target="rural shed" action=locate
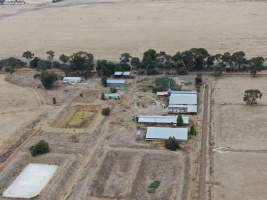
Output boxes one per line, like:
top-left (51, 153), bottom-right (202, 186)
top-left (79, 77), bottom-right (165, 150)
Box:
top-left (168, 91), bottom-right (197, 114)
top-left (114, 71), bottom-right (131, 77)
top-left (63, 77), bottom-right (81, 85)
top-left (138, 115), bottom-right (189, 125)
top-left (156, 91), bottom-right (169, 96)
top-left (106, 79), bottom-right (126, 87)
top-left (104, 93), bottom-right (120, 100)
top-left (145, 127), bottom-right (188, 141)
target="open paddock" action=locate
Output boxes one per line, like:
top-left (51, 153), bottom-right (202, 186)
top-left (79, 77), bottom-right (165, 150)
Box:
top-left (213, 152), bottom-right (267, 200)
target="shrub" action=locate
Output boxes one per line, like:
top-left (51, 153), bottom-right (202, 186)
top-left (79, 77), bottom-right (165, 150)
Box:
top-left (152, 77), bottom-right (181, 93)
top-left (165, 137), bottom-right (180, 151)
top-left (147, 180), bottom-right (161, 193)
top-left (189, 125), bottom-right (197, 136)
top-left (195, 73), bottom-right (203, 86)
top-left (52, 97), bottom-right (57, 105)
top-left (102, 107), bottom-right (111, 116)
top-left (101, 93), bottom-right (105, 100)
top-left (29, 140), bottom-right (49, 157)
top-left (101, 76), bottom-right (107, 87)
top-left (40, 71), bottom-right (58, 89)
top-left (110, 87), bottom-right (117, 93)
top-left (177, 114), bottom-right (183, 126)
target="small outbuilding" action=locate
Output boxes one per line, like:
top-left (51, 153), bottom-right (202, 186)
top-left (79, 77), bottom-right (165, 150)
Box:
top-left (113, 71), bottom-right (131, 78)
top-left (104, 93), bottom-right (120, 100)
top-left (106, 79), bottom-right (126, 87)
top-left (63, 77), bottom-right (81, 85)
top-left (145, 127), bottom-right (188, 141)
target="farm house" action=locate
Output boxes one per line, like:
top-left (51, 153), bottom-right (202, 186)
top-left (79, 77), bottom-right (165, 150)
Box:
top-left (168, 91), bottom-right (197, 114)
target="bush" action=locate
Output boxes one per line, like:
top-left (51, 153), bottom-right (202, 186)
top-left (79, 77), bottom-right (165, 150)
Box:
top-left (177, 114), bottom-right (183, 126)
top-left (165, 137), bottom-right (180, 151)
top-left (52, 97), bottom-right (57, 105)
top-left (29, 140), bottom-right (49, 157)
top-left (147, 180), bottom-right (161, 193)
top-left (195, 73), bottom-right (203, 86)
top-left (40, 71), bottom-right (58, 89)
top-left (102, 107), bottom-right (111, 116)
top-left (189, 125), bottom-right (197, 136)
top-left (110, 87), bottom-right (117, 93)
top-left (101, 76), bottom-right (107, 87)
top-left (101, 93), bottom-right (105, 100)
top-left (152, 77), bottom-right (181, 93)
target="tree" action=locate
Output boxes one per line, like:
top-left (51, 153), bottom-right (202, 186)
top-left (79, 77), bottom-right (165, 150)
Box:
top-left (165, 137), bottom-right (181, 151)
top-left (0, 57), bottom-right (26, 68)
top-left (195, 73), bottom-right (203, 86)
top-left (243, 89), bottom-right (262, 105)
top-left (131, 57), bottom-right (141, 69)
top-left (59, 54), bottom-right (69, 64)
top-left (110, 87), bottom-right (117, 93)
top-left (120, 53), bottom-right (131, 64)
top-left (248, 57), bottom-right (265, 77)
top-left (189, 125), bottom-right (197, 136)
top-left (52, 97), bottom-right (57, 105)
top-left (141, 49), bottom-right (157, 74)
top-left (101, 76), bottom-right (107, 87)
top-left (177, 114), bottom-right (183, 126)
top-left (40, 71), bottom-right (58, 89)
top-left (102, 107), bottom-right (111, 116)
top-left (232, 51), bottom-right (246, 70)
top-left (46, 50), bottom-right (55, 62)
top-left (22, 51), bottom-right (34, 66)
top-left (29, 140), bottom-right (49, 157)
top-left (69, 51), bottom-right (94, 77)
top-left (152, 77), bottom-right (180, 93)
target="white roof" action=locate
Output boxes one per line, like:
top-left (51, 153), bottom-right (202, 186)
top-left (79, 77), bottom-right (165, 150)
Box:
top-left (104, 93), bottom-right (120, 98)
top-left (107, 79), bottom-right (126, 84)
top-left (156, 91), bottom-right (169, 96)
top-left (168, 105), bottom-right (197, 113)
top-left (169, 93), bottom-right (197, 105)
top-left (146, 127), bottom-right (188, 141)
top-left (3, 163), bottom-right (58, 199)
top-left (138, 115), bottom-right (189, 124)
top-left (170, 90), bottom-right (197, 94)
top-left (63, 77), bottom-right (81, 81)
top-left (114, 71), bottom-right (130, 76)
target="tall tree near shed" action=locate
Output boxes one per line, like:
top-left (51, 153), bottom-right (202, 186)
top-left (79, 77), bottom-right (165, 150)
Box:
top-left (243, 89), bottom-right (262, 105)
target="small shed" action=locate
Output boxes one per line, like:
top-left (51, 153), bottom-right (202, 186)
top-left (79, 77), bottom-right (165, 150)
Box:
top-left (114, 71), bottom-right (131, 78)
top-left (104, 93), bottom-right (120, 100)
top-left (145, 127), bottom-right (188, 141)
top-left (63, 77), bottom-right (81, 85)
top-left (106, 79), bottom-right (126, 87)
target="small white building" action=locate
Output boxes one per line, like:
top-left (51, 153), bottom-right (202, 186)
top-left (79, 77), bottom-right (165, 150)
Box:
top-left (104, 93), bottom-right (120, 100)
top-left (168, 91), bottom-right (197, 114)
top-left (156, 91), bottom-right (169, 97)
top-left (106, 79), bottom-right (126, 87)
top-left (63, 77), bottom-right (81, 85)
top-left (145, 127), bottom-right (188, 141)
top-left (138, 115), bottom-right (189, 125)
top-left (114, 71), bottom-right (131, 77)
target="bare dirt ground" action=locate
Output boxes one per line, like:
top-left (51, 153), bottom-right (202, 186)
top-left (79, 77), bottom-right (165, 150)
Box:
top-left (210, 76), bottom-right (267, 200)
top-left (0, 0), bottom-right (267, 59)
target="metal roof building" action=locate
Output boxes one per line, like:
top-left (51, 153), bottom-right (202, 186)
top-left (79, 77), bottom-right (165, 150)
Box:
top-left (63, 77), bottom-right (81, 85)
top-left (156, 91), bottom-right (169, 96)
top-left (138, 115), bottom-right (189, 125)
top-left (104, 93), bottom-right (120, 100)
top-left (145, 127), bottom-right (188, 141)
top-left (106, 79), bottom-right (126, 86)
top-left (114, 71), bottom-right (131, 76)
top-left (168, 91), bottom-right (197, 114)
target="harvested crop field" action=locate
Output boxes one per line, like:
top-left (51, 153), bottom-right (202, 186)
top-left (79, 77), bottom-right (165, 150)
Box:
top-left (54, 105), bottom-right (100, 128)
top-left (1, 0), bottom-right (267, 59)
top-left (211, 76), bottom-right (267, 200)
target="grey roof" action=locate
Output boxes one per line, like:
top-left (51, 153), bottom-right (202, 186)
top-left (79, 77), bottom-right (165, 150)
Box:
top-left (146, 127), bottom-right (188, 141)
top-left (168, 105), bottom-right (197, 113)
top-left (107, 79), bottom-right (126, 84)
top-left (138, 115), bottom-right (189, 124)
top-left (169, 92), bottom-right (197, 105)
top-left (170, 90), bottom-right (197, 94)
top-left (104, 93), bottom-right (120, 98)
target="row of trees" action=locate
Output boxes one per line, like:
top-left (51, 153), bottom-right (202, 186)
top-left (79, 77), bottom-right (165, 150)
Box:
top-left (0, 48), bottom-right (265, 78)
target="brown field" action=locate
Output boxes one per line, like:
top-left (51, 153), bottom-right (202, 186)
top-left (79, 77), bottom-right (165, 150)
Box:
top-left (0, 0), bottom-right (267, 59)
top-left (211, 76), bottom-right (267, 200)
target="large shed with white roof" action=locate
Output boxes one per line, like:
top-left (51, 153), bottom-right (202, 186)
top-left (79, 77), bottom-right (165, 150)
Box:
top-left (106, 79), bottom-right (126, 87)
top-left (145, 127), bottom-right (188, 141)
top-left (168, 91), bottom-right (197, 114)
top-left (138, 115), bottom-right (189, 125)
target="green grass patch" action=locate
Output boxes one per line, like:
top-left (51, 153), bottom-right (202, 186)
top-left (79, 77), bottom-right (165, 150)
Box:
top-left (68, 111), bottom-right (93, 127)
top-left (147, 180), bottom-right (161, 193)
